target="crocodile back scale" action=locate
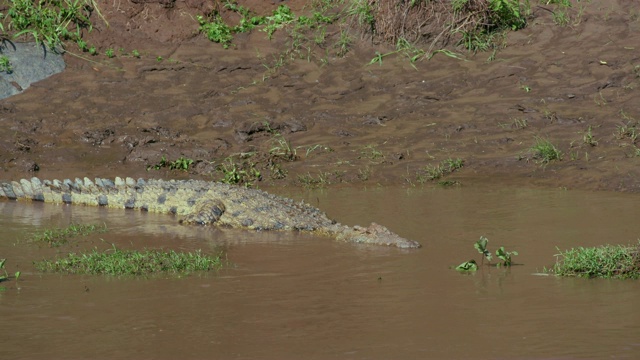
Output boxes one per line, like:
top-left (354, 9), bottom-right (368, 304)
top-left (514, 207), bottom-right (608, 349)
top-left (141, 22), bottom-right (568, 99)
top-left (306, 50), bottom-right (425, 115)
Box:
top-left (0, 177), bottom-right (421, 249)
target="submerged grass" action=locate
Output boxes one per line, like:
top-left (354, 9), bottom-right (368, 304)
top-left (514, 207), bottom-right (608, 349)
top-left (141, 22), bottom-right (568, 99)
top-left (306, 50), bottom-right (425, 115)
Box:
top-left (34, 246), bottom-right (223, 276)
top-left (31, 223), bottom-right (107, 247)
top-left (549, 243), bottom-right (640, 279)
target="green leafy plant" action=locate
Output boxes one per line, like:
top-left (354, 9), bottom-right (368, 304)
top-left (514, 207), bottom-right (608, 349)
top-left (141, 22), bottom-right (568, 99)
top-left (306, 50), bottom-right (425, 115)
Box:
top-left (455, 236), bottom-right (519, 272)
top-left (105, 48), bottom-right (114, 58)
top-left (148, 155), bottom-right (169, 170)
top-left (224, 0), bottom-right (265, 33)
top-left (496, 246), bottom-right (518, 266)
top-left (216, 156), bottom-right (261, 187)
top-left (169, 157), bottom-right (194, 171)
top-left (263, 4), bottom-right (295, 38)
top-left (197, 2), bottom-right (269, 47)
top-left (455, 259), bottom-right (478, 272)
top-left (474, 236), bottom-right (493, 263)
top-left (197, 14), bottom-right (234, 48)
top-left (147, 156), bottom-right (194, 172)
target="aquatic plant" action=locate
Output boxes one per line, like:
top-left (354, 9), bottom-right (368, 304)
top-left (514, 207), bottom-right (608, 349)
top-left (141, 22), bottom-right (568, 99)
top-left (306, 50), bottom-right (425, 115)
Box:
top-left (474, 236), bottom-right (492, 264)
top-left (0, 259), bottom-right (20, 290)
top-left (455, 236), bottom-right (518, 272)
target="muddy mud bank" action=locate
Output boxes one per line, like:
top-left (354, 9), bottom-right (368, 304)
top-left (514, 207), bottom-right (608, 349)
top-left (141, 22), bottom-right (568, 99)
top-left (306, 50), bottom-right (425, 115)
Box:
top-left (1, 0), bottom-right (639, 192)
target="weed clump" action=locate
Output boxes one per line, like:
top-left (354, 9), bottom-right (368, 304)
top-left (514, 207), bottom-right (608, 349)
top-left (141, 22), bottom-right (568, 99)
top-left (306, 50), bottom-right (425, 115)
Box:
top-left (4, 0), bottom-right (107, 49)
top-left (415, 158), bottom-right (464, 183)
top-left (548, 243), bottom-right (640, 279)
top-left (35, 246), bottom-right (223, 276)
top-left (354, 0), bottom-right (528, 53)
top-left (531, 137), bottom-right (562, 164)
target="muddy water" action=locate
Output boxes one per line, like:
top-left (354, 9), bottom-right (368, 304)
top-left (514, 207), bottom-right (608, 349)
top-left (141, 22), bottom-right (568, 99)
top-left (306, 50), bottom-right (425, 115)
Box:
top-left (2, 186), bottom-right (640, 359)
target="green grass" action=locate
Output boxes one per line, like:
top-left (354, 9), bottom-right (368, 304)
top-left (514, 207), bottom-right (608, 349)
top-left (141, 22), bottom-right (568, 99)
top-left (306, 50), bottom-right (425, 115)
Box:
top-left (34, 246), bottom-right (223, 276)
top-left (269, 134), bottom-right (298, 162)
top-left (549, 243), bottom-right (640, 279)
top-left (0, 56), bottom-right (13, 73)
top-left (31, 223), bottom-right (107, 247)
top-left (583, 125), bottom-right (598, 146)
top-left (298, 171), bottom-right (331, 188)
top-left (416, 158), bottom-right (464, 183)
top-left (531, 137), bottom-right (562, 164)
top-left (5, 0), bottom-right (107, 49)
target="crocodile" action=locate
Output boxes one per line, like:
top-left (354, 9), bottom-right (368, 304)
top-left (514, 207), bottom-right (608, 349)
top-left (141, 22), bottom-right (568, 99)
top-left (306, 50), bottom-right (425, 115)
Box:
top-left (0, 177), bottom-right (421, 249)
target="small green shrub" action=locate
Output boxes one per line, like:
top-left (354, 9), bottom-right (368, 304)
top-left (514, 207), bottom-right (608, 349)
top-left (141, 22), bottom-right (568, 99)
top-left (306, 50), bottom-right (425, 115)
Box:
top-left (197, 15), bottom-right (234, 48)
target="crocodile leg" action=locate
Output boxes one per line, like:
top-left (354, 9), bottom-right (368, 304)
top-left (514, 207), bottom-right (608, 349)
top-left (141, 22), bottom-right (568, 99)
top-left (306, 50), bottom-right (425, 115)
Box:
top-left (179, 199), bottom-right (226, 225)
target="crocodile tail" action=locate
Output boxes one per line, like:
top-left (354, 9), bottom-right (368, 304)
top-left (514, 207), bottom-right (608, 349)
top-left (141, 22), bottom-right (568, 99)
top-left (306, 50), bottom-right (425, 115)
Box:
top-left (0, 178), bottom-right (43, 201)
top-left (0, 177), bottom-right (144, 206)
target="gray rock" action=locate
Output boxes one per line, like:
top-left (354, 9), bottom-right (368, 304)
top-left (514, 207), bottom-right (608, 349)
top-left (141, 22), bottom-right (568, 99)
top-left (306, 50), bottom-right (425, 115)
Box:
top-left (0, 40), bottom-right (66, 100)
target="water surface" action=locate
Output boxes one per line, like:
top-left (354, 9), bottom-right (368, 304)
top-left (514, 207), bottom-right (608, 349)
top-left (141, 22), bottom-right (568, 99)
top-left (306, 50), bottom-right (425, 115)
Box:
top-left (1, 186), bottom-right (639, 359)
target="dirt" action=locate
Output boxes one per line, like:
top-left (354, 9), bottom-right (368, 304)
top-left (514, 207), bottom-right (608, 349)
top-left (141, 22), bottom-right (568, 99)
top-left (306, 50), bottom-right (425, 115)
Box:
top-left (1, 0), bottom-right (640, 192)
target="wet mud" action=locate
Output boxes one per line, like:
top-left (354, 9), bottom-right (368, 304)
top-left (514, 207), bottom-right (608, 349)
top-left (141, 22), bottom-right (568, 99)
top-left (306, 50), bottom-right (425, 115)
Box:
top-left (0, 0), bottom-right (639, 191)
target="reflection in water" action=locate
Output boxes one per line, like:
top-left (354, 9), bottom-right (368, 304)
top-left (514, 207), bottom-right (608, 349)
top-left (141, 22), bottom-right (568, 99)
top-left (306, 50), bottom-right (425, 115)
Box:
top-left (1, 186), bottom-right (640, 359)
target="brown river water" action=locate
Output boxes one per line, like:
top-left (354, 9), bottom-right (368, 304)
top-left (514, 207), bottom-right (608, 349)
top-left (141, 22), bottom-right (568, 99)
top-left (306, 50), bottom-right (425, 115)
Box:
top-left (1, 186), bottom-right (640, 359)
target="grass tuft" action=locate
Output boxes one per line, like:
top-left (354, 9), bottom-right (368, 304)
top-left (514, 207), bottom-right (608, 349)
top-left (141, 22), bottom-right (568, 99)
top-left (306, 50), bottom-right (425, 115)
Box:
top-left (531, 137), bottom-right (562, 164)
top-left (415, 158), bottom-right (464, 183)
top-left (31, 223), bottom-right (107, 247)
